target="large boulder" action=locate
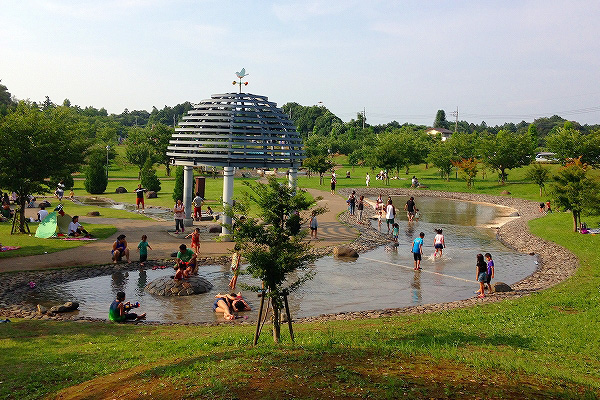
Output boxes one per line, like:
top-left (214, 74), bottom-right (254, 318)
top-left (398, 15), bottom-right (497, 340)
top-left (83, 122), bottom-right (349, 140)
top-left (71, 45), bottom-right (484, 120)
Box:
top-left (115, 187), bottom-right (128, 194)
top-left (87, 211), bottom-right (101, 216)
top-left (49, 301), bottom-right (79, 313)
top-left (493, 282), bottom-right (512, 293)
top-left (208, 224), bottom-right (222, 234)
top-left (145, 275), bottom-right (213, 296)
top-left (146, 191), bottom-right (157, 199)
top-left (333, 246), bottom-right (359, 258)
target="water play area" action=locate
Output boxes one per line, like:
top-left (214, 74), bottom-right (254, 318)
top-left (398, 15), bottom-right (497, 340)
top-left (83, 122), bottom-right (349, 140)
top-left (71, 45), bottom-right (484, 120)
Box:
top-left (23, 197), bottom-right (537, 323)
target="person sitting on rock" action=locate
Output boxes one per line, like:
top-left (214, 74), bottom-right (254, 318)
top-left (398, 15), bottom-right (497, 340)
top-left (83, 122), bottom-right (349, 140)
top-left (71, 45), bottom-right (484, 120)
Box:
top-left (213, 292), bottom-right (251, 320)
top-left (112, 234), bottom-right (130, 263)
top-left (176, 244), bottom-right (197, 274)
top-left (109, 291), bottom-right (145, 322)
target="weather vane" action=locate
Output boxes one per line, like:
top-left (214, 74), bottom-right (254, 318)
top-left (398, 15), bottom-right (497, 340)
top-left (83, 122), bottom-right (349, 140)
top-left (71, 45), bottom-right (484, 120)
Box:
top-left (232, 68), bottom-right (249, 93)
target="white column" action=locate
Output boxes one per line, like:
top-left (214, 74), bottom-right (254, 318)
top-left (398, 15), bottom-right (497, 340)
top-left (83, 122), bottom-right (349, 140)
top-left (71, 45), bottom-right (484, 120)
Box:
top-left (221, 166), bottom-right (235, 237)
top-left (183, 166), bottom-right (194, 227)
top-left (288, 167), bottom-right (298, 191)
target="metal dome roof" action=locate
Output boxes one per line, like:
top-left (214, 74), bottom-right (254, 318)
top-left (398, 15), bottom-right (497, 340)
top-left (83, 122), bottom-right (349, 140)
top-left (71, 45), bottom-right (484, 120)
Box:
top-left (167, 92), bottom-right (304, 168)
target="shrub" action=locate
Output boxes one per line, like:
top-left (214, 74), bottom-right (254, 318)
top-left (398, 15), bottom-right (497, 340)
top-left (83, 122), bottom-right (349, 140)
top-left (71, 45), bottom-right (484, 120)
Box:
top-left (140, 159), bottom-right (161, 192)
top-left (172, 165), bottom-right (184, 202)
top-left (84, 158), bottom-right (108, 194)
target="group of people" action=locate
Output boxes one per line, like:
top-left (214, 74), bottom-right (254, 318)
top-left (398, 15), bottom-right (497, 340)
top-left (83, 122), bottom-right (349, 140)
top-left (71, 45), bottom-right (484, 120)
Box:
top-left (538, 201), bottom-right (552, 214)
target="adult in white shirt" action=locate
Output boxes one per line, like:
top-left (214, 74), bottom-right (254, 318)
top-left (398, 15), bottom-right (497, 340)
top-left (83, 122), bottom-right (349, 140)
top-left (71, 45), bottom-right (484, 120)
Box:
top-left (68, 215), bottom-right (89, 237)
top-left (385, 200), bottom-right (395, 233)
top-left (37, 205), bottom-right (49, 222)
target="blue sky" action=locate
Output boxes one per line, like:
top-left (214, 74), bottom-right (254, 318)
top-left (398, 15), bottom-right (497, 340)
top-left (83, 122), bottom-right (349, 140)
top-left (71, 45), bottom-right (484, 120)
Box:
top-left (1, 1), bottom-right (599, 125)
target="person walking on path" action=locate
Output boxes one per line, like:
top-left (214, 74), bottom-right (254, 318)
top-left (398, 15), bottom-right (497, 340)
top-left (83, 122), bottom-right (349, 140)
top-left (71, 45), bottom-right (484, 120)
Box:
top-left (185, 227), bottom-right (201, 255)
top-left (135, 184), bottom-right (146, 211)
top-left (412, 232), bottom-right (424, 270)
top-left (386, 199), bottom-right (396, 233)
top-left (357, 195), bottom-right (365, 223)
top-left (310, 211), bottom-right (318, 239)
top-left (192, 192), bottom-right (204, 221)
top-left (174, 199), bottom-right (185, 234)
top-left (347, 191), bottom-right (356, 216)
top-left (330, 174), bottom-right (337, 195)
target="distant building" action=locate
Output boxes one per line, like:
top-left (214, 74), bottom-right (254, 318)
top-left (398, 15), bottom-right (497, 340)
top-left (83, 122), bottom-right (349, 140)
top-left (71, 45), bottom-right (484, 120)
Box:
top-left (426, 127), bottom-right (454, 141)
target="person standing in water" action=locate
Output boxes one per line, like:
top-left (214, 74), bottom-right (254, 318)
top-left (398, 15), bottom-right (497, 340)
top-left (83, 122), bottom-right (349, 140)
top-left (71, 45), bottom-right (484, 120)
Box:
top-left (475, 253), bottom-right (487, 298)
top-left (412, 232), bottom-right (424, 270)
top-left (433, 229), bottom-right (445, 258)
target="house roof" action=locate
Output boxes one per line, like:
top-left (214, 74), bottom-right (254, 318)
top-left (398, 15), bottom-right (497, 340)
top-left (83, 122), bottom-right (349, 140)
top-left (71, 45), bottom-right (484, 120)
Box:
top-left (426, 127), bottom-right (454, 134)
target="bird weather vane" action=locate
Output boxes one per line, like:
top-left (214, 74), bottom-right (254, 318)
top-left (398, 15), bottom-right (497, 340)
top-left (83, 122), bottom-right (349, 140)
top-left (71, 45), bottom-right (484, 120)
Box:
top-left (233, 68), bottom-right (249, 93)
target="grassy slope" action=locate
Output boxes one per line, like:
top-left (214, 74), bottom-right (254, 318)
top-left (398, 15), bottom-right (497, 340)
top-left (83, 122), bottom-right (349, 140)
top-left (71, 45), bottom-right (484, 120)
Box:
top-left (0, 213), bottom-right (599, 399)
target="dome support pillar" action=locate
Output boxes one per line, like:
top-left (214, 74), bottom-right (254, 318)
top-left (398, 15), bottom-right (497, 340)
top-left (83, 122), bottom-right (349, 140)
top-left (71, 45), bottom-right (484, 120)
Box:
top-left (183, 166), bottom-right (194, 226)
top-left (288, 167), bottom-right (297, 191)
top-left (221, 166), bottom-right (235, 238)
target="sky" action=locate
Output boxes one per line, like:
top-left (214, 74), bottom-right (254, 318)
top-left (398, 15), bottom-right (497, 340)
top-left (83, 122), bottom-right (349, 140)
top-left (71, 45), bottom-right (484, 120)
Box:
top-left (1, 0), bottom-right (600, 126)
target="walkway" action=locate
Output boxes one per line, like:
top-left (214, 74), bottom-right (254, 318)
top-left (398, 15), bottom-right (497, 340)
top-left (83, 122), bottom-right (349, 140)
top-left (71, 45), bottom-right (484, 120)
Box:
top-left (0, 188), bottom-right (358, 273)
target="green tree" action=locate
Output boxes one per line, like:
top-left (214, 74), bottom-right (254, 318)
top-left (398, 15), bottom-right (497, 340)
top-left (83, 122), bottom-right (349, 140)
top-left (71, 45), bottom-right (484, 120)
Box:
top-left (452, 158), bottom-right (479, 188)
top-left (147, 123), bottom-right (175, 176)
top-left (227, 177), bottom-right (324, 343)
top-left (0, 80), bottom-right (15, 116)
top-left (172, 166), bottom-right (184, 202)
top-left (551, 159), bottom-right (600, 232)
top-left (546, 126), bottom-right (600, 166)
top-left (433, 109), bottom-right (449, 130)
top-left (478, 130), bottom-right (536, 183)
top-left (427, 141), bottom-right (454, 180)
top-left (302, 155), bottom-right (335, 184)
top-left (526, 163), bottom-right (551, 197)
top-left (0, 102), bottom-right (87, 231)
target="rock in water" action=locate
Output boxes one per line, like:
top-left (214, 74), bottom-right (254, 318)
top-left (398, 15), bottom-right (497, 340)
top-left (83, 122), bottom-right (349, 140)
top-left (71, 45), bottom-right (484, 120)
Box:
top-left (145, 276), bottom-right (213, 296)
top-left (333, 246), bottom-right (359, 258)
top-left (493, 282), bottom-right (512, 292)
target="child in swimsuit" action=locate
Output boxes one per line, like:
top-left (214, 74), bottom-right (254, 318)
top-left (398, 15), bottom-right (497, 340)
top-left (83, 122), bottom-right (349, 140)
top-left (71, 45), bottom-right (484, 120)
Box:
top-left (185, 228), bottom-right (201, 255)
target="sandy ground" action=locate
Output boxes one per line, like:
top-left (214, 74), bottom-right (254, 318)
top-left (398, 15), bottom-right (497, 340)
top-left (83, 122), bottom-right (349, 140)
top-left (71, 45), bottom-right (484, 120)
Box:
top-left (0, 188), bottom-right (358, 273)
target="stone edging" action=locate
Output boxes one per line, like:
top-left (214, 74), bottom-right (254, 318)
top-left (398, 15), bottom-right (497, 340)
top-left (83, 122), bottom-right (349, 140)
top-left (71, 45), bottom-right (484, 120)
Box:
top-left (0, 189), bottom-right (579, 324)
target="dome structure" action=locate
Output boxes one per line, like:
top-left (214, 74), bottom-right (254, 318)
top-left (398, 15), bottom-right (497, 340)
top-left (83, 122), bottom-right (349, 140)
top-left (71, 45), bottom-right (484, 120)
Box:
top-left (167, 92), bottom-right (304, 168)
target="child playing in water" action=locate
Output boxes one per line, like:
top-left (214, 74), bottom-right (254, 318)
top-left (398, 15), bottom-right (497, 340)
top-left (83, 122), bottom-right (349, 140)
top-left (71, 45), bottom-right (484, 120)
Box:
top-left (392, 223), bottom-right (399, 244)
top-left (137, 235), bottom-right (152, 267)
top-left (485, 253), bottom-right (495, 293)
top-left (433, 229), bottom-right (445, 258)
top-left (185, 228), bottom-right (201, 255)
top-left (412, 232), bottom-right (425, 270)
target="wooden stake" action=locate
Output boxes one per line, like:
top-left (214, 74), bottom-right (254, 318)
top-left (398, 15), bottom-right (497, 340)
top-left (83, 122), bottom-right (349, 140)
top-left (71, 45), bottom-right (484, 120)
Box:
top-left (283, 290), bottom-right (294, 343)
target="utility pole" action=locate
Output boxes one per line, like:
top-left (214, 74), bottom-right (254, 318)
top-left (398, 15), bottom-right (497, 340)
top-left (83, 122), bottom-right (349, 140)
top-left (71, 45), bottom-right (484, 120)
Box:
top-left (450, 107), bottom-right (459, 133)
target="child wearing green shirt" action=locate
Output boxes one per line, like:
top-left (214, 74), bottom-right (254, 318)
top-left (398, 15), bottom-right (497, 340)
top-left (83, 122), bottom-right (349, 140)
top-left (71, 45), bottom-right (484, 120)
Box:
top-left (137, 235), bottom-right (152, 266)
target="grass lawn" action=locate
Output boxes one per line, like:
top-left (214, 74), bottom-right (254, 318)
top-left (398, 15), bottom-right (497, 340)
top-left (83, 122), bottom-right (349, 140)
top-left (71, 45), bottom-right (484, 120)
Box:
top-left (1, 212), bottom-right (599, 399)
top-left (0, 222), bottom-right (117, 258)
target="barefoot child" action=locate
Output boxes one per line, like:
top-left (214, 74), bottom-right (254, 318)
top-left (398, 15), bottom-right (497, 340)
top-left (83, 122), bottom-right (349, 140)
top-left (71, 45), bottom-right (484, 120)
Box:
top-left (433, 229), bottom-right (445, 258)
top-left (185, 228), bottom-right (201, 255)
top-left (137, 235), bottom-right (152, 267)
top-left (475, 253), bottom-right (487, 298)
top-left (392, 223), bottom-right (399, 245)
top-left (485, 253), bottom-right (495, 293)
top-left (412, 232), bottom-right (425, 270)
top-left (228, 245), bottom-right (242, 290)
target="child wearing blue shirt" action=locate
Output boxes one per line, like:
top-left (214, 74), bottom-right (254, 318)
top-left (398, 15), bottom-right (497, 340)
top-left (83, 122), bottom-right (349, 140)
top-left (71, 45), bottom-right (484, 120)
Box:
top-left (412, 232), bottom-right (425, 270)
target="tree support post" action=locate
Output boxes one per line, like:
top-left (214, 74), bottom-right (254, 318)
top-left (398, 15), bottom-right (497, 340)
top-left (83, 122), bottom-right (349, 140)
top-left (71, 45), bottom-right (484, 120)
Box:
top-left (11, 208), bottom-right (30, 235)
top-left (183, 166), bottom-right (194, 227)
top-left (253, 289), bottom-right (266, 346)
top-left (283, 289), bottom-right (294, 343)
top-left (221, 166), bottom-right (235, 238)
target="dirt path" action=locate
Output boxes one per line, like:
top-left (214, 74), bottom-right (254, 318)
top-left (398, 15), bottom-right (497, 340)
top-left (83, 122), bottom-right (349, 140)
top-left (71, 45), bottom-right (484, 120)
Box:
top-left (0, 188), bottom-right (358, 273)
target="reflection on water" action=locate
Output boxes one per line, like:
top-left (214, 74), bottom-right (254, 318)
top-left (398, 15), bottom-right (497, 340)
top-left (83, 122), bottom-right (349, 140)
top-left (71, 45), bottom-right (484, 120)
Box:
top-left (76, 197), bottom-right (173, 220)
top-left (25, 197), bottom-right (536, 323)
